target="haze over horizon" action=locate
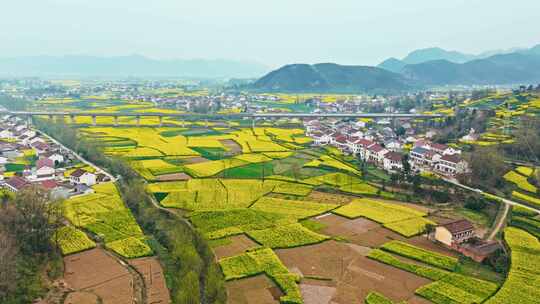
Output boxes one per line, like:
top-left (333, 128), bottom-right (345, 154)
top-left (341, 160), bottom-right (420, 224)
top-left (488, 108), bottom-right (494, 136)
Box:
top-left (2, 0), bottom-right (540, 68)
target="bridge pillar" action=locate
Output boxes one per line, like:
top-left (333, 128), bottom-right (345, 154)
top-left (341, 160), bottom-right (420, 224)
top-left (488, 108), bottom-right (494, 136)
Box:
top-left (113, 116), bottom-right (119, 127)
top-left (252, 118), bottom-right (255, 129)
top-left (92, 115), bottom-right (97, 126)
top-left (48, 114), bottom-right (53, 121)
top-left (158, 116), bottom-right (163, 127)
top-left (26, 115), bottom-right (32, 127)
top-left (70, 115), bottom-right (76, 124)
top-left (135, 115), bottom-right (141, 127)
top-left (205, 119), bottom-right (208, 128)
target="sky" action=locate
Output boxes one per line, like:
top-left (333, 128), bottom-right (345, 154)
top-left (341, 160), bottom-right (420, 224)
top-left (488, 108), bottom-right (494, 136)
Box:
top-left (1, 0), bottom-right (539, 68)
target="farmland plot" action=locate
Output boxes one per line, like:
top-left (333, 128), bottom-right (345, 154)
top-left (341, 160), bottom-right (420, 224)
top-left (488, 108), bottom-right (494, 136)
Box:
top-left (63, 182), bottom-right (152, 258)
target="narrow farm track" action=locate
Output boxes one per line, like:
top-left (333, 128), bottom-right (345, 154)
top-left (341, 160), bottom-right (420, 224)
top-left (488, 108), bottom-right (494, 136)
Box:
top-left (442, 177), bottom-right (540, 214)
top-left (488, 202), bottom-right (510, 241)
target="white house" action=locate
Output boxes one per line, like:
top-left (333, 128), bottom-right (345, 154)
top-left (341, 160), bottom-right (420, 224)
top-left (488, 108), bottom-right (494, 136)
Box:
top-left (435, 154), bottom-right (469, 176)
top-left (70, 169), bottom-right (96, 186)
top-left (383, 152), bottom-right (403, 172)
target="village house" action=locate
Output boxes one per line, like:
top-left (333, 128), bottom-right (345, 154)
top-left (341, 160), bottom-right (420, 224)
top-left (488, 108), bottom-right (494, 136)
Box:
top-left (69, 168), bottom-right (96, 186)
top-left (42, 151), bottom-right (65, 165)
top-left (367, 144), bottom-right (389, 164)
top-left (383, 151), bottom-right (403, 172)
top-left (4, 176), bottom-right (31, 192)
top-left (434, 154), bottom-right (469, 176)
top-left (434, 219), bottom-right (475, 247)
top-left (32, 158), bottom-right (56, 181)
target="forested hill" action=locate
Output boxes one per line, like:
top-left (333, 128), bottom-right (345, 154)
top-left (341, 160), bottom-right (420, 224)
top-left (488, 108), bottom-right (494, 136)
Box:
top-left (401, 52), bottom-right (540, 85)
top-left (254, 51), bottom-right (540, 93)
top-left (252, 63), bottom-right (412, 93)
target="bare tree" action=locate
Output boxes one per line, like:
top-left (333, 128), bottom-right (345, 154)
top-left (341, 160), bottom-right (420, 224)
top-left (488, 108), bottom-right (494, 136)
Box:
top-left (9, 186), bottom-right (63, 255)
top-left (0, 231), bottom-right (17, 300)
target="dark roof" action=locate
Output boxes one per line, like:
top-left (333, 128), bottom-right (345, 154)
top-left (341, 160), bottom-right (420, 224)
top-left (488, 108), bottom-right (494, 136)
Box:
top-left (6, 176), bottom-right (30, 191)
top-left (441, 219), bottom-right (474, 234)
top-left (431, 143), bottom-right (449, 151)
top-left (440, 154), bottom-right (462, 164)
top-left (368, 144), bottom-right (385, 153)
top-left (385, 151), bottom-right (403, 162)
top-left (36, 158), bottom-right (54, 169)
top-left (70, 168), bottom-right (88, 178)
top-left (40, 180), bottom-right (58, 190)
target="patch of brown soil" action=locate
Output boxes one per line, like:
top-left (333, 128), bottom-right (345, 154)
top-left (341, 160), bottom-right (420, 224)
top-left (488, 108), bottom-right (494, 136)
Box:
top-left (129, 257), bottom-right (171, 304)
top-left (156, 172), bottom-right (191, 181)
top-left (181, 156), bottom-right (209, 164)
top-left (407, 236), bottom-right (459, 258)
top-left (220, 139), bottom-right (243, 154)
top-left (226, 274), bottom-right (282, 304)
top-left (276, 241), bottom-right (431, 304)
top-left (63, 248), bottom-right (134, 304)
top-left (316, 214), bottom-right (380, 239)
top-left (214, 235), bottom-right (259, 260)
top-left (308, 191), bottom-right (352, 205)
top-left (300, 284), bottom-right (336, 304)
top-left (64, 291), bottom-right (99, 304)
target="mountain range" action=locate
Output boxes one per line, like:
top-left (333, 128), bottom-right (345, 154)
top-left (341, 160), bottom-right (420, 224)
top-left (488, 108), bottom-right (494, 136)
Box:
top-left (252, 44), bottom-right (540, 92)
top-left (0, 55), bottom-right (269, 79)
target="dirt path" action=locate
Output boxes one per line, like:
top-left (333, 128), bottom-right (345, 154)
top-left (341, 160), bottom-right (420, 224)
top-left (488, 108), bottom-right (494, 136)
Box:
top-left (442, 177), bottom-right (540, 214)
top-left (487, 202), bottom-right (510, 241)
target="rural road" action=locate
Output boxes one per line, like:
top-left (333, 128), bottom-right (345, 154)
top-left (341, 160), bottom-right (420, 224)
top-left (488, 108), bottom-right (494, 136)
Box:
top-left (442, 177), bottom-right (540, 240)
top-left (38, 128), bottom-right (116, 182)
top-left (487, 203), bottom-right (510, 241)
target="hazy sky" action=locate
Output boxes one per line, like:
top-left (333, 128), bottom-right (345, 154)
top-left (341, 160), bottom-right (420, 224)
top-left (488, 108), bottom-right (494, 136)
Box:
top-left (1, 0), bottom-right (539, 67)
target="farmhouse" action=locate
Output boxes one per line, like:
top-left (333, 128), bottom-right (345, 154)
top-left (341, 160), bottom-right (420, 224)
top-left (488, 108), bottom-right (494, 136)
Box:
top-left (383, 151), bottom-right (403, 172)
top-left (435, 154), bottom-right (469, 176)
top-left (4, 176), bottom-right (31, 192)
top-left (434, 219), bottom-right (475, 247)
top-left (70, 169), bottom-right (97, 186)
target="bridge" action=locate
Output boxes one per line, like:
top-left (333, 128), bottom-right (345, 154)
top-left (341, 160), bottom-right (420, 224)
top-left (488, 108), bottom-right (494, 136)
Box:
top-left (1, 110), bottom-right (443, 127)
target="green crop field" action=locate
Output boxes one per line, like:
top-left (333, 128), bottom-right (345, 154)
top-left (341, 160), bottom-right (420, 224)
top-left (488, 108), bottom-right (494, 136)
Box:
top-left (63, 182), bottom-right (152, 258)
top-left (484, 227), bottom-right (540, 304)
top-left (333, 198), bottom-right (433, 237)
top-left (250, 196), bottom-right (337, 219)
top-left (246, 223), bottom-right (329, 248)
top-left (368, 249), bottom-right (498, 304)
top-left (219, 248), bottom-right (302, 303)
top-left (52, 226), bottom-right (96, 255)
top-left (380, 241), bottom-right (458, 270)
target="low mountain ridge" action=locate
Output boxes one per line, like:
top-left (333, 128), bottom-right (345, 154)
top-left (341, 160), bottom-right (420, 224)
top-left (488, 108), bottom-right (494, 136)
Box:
top-left (0, 55), bottom-right (269, 78)
top-left (253, 63), bottom-right (411, 93)
top-left (402, 52), bottom-right (540, 85)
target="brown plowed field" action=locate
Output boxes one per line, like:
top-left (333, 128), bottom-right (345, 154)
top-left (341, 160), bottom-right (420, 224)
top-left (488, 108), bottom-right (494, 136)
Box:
top-left (129, 257), bottom-right (171, 304)
top-left (214, 235), bottom-right (259, 260)
top-left (226, 274), bottom-right (282, 304)
top-left (63, 248), bottom-right (134, 304)
top-left (276, 240), bottom-right (432, 304)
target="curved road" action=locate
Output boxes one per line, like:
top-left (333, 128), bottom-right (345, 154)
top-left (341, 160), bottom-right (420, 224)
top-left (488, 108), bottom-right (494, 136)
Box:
top-left (442, 177), bottom-right (540, 240)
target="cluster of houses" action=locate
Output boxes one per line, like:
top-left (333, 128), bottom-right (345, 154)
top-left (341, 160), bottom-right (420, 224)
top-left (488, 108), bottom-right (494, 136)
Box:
top-left (0, 116), bottom-right (109, 199)
top-left (305, 119), bottom-right (469, 177)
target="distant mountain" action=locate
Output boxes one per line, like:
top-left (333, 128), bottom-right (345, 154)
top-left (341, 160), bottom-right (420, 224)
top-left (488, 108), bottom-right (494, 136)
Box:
top-left (401, 52), bottom-right (540, 85)
top-left (0, 55), bottom-right (269, 78)
top-left (402, 47), bottom-right (476, 64)
top-left (377, 58), bottom-right (406, 74)
top-left (252, 63), bottom-right (412, 93)
top-left (378, 45), bottom-right (540, 73)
